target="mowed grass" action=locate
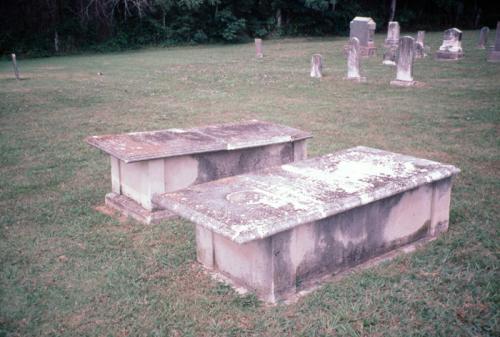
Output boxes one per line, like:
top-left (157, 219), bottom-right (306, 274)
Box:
top-left (0, 31), bottom-right (498, 337)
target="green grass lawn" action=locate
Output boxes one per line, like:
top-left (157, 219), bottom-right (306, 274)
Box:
top-left (0, 31), bottom-right (499, 337)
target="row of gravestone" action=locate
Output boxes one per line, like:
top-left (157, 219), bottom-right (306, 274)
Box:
top-left (254, 18), bottom-right (500, 87)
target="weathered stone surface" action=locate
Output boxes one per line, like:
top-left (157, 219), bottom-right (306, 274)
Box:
top-left (348, 17), bottom-right (377, 57)
top-left (154, 146), bottom-right (459, 302)
top-left (87, 120), bottom-right (311, 163)
top-left (477, 26), bottom-right (489, 49)
top-left (487, 22), bottom-right (500, 62)
top-left (391, 36), bottom-right (419, 87)
top-left (436, 28), bottom-right (464, 60)
top-left (415, 31), bottom-right (428, 59)
top-left (344, 37), bottom-right (366, 82)
top-left (310, 54), bottom-right (323, 78)
top-left (383, 45), bottom-right (397, 65)
top-left (255, 38), bottom-right (263, 58)
top-left (382, 21), bottom-right (399, 65)
top-left (154, 146), bottom-right (459, 244)
top-left (385, 21), bottom-right (400, 46)
top-left (87, 120), bottom-right (312, 223)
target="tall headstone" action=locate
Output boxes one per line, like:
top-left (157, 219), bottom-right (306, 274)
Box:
top-left (487, 22), bottom-right (500, 62)
top-left (390, 36), bottom-right (419, 87)
top-left (385, 21), bottom-right (400, 46)
top-left (255, 38), bottom-right (263, 58)
top-left (383, 21), bottom-right (400, 65)
top-left (415, 31), bottom-right (428, 58)
top-left (344, 37), bottom-right (366, 82)
top-left (347, 17), bottom-right (377, 57)
top-left (11, 54), bottom-right (20, 80)
top-left (477, 27), bottom-right (489, 49)
top-left (436, 28), bottom-right (464, 60)
top-left (310, 54), bottom-right (323, 78)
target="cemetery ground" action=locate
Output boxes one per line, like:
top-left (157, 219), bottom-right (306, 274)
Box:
top-left (0, 31), bottom-right (498, 336)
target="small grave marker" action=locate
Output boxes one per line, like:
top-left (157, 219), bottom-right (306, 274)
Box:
top-left (310, 54), bottom-right (323, 78)
top-left (415, 31), bottom-right (428, 59)
top-left (436, 28), bottom-right (464, 60)
top-left (477, 27), bottom-right (489, 49)
top-left (487, 22), bottom-right (500, 62)
top-left (11, 54), bottom-right (20, 80)
top-left (344, 37), bottom-right (366, 82)
top-left (255, 38), bottom-right (263, 58)
top-left (391, 36), bottom-right (421, 87)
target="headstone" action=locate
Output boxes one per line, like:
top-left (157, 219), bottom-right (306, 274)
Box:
top-left (415, 31), bottom-right (428, 59)
top-left (487, 22), bottom-right (500, 62)
top-left (11, 54), bottom-right (20, 80)
top-left (436, 28), bottom-right (464, 60)
top-left (477, 27), bottom-right (489, 49)
top-left (383, 45), bottom-right (397, 65)
top-left (310, 54), bottom-right (323, 78)
top-left (390, 36), bottom-right (419, 87)
top-left (344, 37), bottom-right (366, 82)
top-left (385, 21), bottom-right (400, 46)
top-left (255, 38), bottom-right (263, 58)
top-left (347, 17), bottom-right (377, 57)
top-left (383, 21), bottom-right (400, 65)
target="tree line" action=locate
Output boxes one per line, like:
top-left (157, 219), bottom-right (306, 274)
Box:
top-left (1, 0), bottom-right (498, 57)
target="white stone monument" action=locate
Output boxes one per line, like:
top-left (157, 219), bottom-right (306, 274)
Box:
top-left (436, 28), bottom-right (464, 60)
top-left (310, 54), bottom-right (323, 78)
top-left (487, 22), bottom-right (500, 62)
top-left (344, 37), bottom-right (366, 82)
top-left (477, 27), bottom-right (489, 49)
top-left (391, 36), bottom-right (420, 87)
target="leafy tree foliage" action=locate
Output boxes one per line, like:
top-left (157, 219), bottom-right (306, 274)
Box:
top-left (1, 0), bottom-right (498, 57)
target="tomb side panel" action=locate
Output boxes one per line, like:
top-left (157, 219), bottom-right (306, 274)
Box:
top-left (429, 177), bottom-right (453, 236)
top-left (213, 233), bottom-right (274, 301)
top-left (120, 160), bottom-right (152, 210)
top-left (193, 143), bottom-right (295, 184)
top-left (294, 183), bottom-right (435, 285)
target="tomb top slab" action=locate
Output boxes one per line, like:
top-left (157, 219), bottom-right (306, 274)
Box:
top-left (153, 146), bottom-right (459, 244)
top-left (86, 120), bottom-right (312, 163)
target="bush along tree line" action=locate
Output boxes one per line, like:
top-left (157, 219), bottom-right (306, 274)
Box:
top-left (1, 0), bottom-right (499, 57)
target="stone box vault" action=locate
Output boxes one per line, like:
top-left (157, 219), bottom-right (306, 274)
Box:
top-left (86, 120), bottom-right (311, 223)
top-left (153, 146), bottom-right (459, 303)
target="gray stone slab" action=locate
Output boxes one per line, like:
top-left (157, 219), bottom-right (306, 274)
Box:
top-left (488, 22), bottom-right (500, 62)
top-left (477, 27), bottom-right (489, 49)
top-left (153, 146), bottom-right (459, 244)
top-left (86, 120), bottom-right (312, 163)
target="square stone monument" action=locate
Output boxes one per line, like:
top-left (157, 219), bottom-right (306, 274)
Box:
top-left (487, 22), bottom-right (500, 62)
top-left (86, 120), bottom-right (311, 224)
top-left (348, 17), bottom-right (377, 57)
top-left (436, 28), bottom-right (464, 60)
top-left (154, 146), bottom-right (459, 303)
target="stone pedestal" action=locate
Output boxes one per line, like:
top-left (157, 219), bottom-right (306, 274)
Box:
top-left (487, 22), bottom-right (500, 62)
top-left (87, 120), bottom-right (311, 224)
top-left (154, 146), bottom-right (459, 303)
top-left (346, 17), bottom-right (377, 57)
top-left (436, 28), bottom-right (464, 60)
